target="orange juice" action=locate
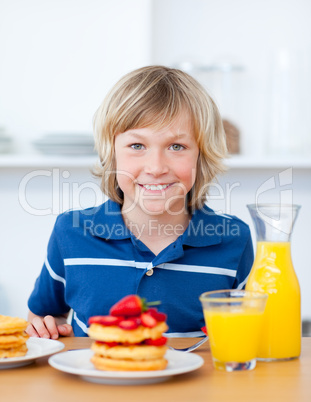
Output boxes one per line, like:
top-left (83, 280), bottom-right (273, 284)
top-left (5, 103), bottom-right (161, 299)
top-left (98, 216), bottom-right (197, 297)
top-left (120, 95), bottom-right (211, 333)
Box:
top-left (246, 241), bottom-right (301, 360)
top-left (204, 308), bottom-right (264, 362)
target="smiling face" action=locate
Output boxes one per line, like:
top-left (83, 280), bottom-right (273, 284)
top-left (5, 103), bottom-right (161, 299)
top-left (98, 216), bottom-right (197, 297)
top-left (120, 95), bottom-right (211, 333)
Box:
top-left (114, 112), bottom-right (199, 220)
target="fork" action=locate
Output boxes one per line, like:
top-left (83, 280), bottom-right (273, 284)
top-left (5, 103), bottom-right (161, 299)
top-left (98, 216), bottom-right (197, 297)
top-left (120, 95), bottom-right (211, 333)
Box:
top-left (168, 336), bottom-right (208, 353)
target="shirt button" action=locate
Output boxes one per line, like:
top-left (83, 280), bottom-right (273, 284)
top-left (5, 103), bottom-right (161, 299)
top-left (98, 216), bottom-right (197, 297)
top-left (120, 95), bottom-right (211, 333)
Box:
top-left (146, 269), bottom-right (154, 276)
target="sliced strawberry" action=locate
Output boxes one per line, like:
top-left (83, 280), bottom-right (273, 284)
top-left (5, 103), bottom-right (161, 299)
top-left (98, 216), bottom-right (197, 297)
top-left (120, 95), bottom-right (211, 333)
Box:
top-left (110, 295), bottom-right (143, 317)
top-left (123, 341), bottom-right (141, 346)
top-left (133, 316), bottom-right (142, 326)
top-left (118, 318), bottom-right (139, 330)
top-left (201, 326), bottom-right (208, 335)
top-left (104, 341), bottom-right (119, 347)
top-left (140, 312), bottom-right (157, 328)
top-left (144, 336), bottom-right (167, 346)
top-left (147, 308), bottom-right (167, 322)
top-left (95, 341), bottom-right (119, 347)
top-left (88, 315), bottom-right (124, 326)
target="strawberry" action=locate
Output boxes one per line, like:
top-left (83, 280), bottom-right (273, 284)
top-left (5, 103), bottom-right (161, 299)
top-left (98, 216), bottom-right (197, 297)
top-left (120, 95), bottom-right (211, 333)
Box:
top-left (88, 315), bottom-right (124, 326)
top-left (110, 295), bottom-right (144, 317)
top-left (201, 326), bottom-right (208, 335)
top-left (109, 295), bottom-right (161, 317)
top-left (140, 312), bottom-right (157, 328)
top-left (118, 318), bottom-right (139, 330)
top-left (147, 308), bottom-right (167, 322)
top-left (144, 336), bottom-right (167, 346)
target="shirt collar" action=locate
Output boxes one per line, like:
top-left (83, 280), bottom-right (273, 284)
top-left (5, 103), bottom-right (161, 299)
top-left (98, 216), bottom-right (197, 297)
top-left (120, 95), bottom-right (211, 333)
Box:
top-left (181, 205), bottom-right (223, 247)
top-left (90, 200), bottom-right (223, 247)
top-left (90, 199), bottom-right (131, 240)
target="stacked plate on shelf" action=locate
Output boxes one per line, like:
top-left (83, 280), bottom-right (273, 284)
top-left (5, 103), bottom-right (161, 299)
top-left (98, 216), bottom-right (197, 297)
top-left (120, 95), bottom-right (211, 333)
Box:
top-left (32, 133), bottom-right (96, 156)
top-left (0, 128), bottom-right (13, 153)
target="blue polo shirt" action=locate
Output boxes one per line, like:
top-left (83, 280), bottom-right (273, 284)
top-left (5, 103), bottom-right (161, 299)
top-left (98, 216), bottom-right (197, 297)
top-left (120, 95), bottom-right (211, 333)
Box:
top-left (28, 199), bottom-right (253, 337)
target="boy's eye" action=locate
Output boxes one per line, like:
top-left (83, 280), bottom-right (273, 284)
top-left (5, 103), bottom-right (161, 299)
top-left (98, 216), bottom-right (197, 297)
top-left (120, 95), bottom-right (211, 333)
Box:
top-left (170, 144), bottom-right (184, 151)
top-left (131, 143), bottom-right (144, 150)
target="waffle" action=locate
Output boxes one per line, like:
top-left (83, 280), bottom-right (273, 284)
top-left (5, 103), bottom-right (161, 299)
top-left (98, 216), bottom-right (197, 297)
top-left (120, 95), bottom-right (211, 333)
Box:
top-left (0, 315), bottom-right (29, 358)
top-left (88, 321), bottom-right (168, 344)
top-left (90, 341), bottom-right (168, 371)
top-left (88, 295), bottom-right (170, 371)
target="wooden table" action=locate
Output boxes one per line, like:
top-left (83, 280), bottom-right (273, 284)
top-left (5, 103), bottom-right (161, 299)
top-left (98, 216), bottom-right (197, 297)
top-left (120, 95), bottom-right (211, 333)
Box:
top-left (1, 337), bottom-right (311, 402)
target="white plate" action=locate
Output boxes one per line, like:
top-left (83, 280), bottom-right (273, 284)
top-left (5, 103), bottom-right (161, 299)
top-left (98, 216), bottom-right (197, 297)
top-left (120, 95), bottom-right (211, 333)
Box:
top-left (32, 133), bottom-right (95, 156)
top-left (0, 338), bottom-right (65, 369)
top-left (48, 349), bottom-right (204, 385)
top-left (32, 143), bottom-right (96, 156)
top-left (33, 133), bottom-right (94, 145)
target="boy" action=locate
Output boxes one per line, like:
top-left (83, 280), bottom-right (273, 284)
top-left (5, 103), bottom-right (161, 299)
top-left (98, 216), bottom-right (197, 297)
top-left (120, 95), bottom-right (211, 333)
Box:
top-left (27, 66), bottom-right (253, 339)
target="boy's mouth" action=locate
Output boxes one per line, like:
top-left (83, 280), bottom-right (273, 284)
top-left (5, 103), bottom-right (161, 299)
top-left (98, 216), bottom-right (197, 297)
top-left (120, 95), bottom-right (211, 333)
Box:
top-left (139, 183), bottom-right (173, 191)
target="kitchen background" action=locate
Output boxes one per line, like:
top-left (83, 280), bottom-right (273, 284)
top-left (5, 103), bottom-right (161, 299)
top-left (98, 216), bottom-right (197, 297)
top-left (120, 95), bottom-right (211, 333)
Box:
top-left (0, 0), bottom-right (311, 329)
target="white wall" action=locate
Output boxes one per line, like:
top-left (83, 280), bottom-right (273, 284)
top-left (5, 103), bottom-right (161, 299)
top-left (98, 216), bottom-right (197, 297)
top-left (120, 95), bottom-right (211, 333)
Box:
top-left (152, 0), bottom-right (311, 157)
top-left (0, 0), bottom-right (152, 152)
top-left (0, 0), bottom-right (153, 316)
top-left (0, 165), bottom-right (104, 317)
top-left (1, 1), bottom-right (311, 323)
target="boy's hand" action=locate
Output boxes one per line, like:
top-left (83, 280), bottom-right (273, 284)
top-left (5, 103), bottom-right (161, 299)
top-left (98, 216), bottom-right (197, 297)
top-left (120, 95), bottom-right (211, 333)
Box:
top-left (26, 312), bottom-right (73, 340)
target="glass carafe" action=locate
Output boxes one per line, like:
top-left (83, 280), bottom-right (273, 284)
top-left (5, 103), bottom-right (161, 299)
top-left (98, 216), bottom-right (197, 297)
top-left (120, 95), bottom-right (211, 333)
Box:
top-left (245, 203), bottom-right (301, 361)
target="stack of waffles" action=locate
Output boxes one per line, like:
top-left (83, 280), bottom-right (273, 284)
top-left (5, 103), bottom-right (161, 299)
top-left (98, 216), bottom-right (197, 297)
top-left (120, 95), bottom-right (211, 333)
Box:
top-left (0, 315), bottom-right (29, 358)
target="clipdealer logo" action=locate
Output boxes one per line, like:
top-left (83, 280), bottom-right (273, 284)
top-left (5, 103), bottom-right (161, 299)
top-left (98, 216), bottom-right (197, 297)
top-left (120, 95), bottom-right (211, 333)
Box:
top-left (17, 167), bottom-right (295, 227)
top-left (253, 167), bottom-right (295, 234)
top-left (18, 168), bottom-right (105, 216)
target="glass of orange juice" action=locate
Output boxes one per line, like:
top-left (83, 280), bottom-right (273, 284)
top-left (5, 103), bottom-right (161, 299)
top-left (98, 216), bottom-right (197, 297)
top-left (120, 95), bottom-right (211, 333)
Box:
top-left (200, 290), bottom-right (268, 371)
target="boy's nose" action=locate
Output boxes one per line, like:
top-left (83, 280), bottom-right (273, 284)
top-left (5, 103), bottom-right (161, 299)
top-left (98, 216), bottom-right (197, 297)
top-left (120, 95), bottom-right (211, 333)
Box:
top-left (144, 150), bottom-right (169, 176)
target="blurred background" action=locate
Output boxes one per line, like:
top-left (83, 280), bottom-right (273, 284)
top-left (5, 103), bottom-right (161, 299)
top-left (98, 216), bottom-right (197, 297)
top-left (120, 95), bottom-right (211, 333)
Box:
top-left (0, 0), bottom-right (311, 331)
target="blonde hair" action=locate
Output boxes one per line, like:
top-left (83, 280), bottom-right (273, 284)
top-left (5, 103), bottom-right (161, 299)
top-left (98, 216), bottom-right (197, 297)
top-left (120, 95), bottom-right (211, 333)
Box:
top-left (93, 65), bottom-right (227, 210)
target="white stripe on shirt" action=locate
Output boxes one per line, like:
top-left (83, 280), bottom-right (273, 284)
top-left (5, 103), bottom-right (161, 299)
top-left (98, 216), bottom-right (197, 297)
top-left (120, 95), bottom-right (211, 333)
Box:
top-left (63, 258), bottom-right (236, 277)
top-left (64, 258), bottom-right (149, 269)
top-left (73, 311), bottom-right (88, 334)
top-left (215, 212), bottom-right (233, 219)
top-left (45, 257), bottom-right (66, 286)
top-left (157, 263), bottom-right (237, 277)
top-left (236, 274), bottom-right (249, 289)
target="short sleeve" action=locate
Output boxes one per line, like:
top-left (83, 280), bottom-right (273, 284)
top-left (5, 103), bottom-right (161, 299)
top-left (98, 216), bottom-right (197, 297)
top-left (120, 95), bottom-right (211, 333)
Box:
top-left (233, 232), bottom-right (254, 289)
top-left (28, 217), bottom-right (70, 316)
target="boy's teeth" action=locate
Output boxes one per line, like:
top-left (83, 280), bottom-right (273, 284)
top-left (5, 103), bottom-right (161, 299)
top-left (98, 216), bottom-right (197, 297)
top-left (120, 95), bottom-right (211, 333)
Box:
top-left (143, 184), bottom-right (170, 190)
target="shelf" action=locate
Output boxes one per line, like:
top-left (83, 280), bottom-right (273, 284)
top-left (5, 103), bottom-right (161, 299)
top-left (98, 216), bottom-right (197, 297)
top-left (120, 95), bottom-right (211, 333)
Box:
top-left (0, 153), bottom-right (310, 169)
top-left (0, 154), bottom-right (98, 168)
top-left (225, 155), bottom-right (311, 169)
